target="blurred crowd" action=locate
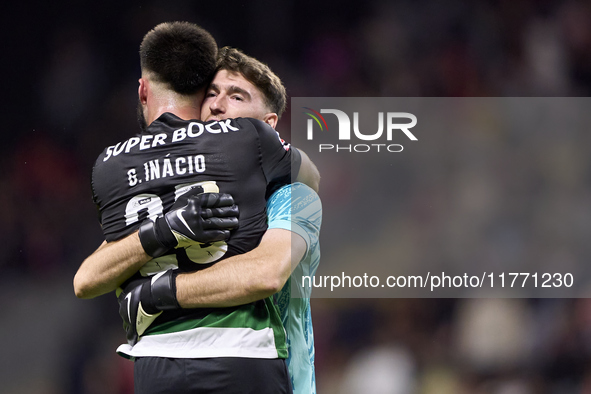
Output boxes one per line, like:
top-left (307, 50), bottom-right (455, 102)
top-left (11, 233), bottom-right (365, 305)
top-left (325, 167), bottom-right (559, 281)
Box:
top-left (3, 0), bottom-right (591, 393)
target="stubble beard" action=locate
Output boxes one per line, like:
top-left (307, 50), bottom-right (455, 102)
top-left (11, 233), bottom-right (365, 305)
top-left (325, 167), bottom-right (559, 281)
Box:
top-left (137, 99), bottom-right (147, 132)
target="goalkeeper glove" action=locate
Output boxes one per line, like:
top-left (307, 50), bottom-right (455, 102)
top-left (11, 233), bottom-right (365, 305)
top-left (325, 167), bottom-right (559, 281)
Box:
top-left (118, 269), bottom-right (179, 346)
top-left (139, 186), bottom-right (239, 258)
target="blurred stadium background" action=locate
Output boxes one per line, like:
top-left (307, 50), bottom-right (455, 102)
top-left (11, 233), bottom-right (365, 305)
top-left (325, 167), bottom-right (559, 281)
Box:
top-left (2, 0), bottom-right (591, 393)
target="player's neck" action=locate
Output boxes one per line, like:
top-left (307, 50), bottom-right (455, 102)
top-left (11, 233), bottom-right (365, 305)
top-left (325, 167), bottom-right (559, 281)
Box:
top-left (149, 102), bottom-right (201, 123)
top-left (146, 84), bottom-right (203, 124)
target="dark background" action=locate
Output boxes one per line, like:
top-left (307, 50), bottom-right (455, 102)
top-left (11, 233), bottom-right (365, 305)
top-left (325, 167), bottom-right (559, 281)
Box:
top-left (2, 1), bottom-right (591, 393)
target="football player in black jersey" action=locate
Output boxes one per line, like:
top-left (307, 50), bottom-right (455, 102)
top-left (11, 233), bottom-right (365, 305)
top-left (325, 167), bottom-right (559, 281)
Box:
top-left (74, 22), bottom-right (319, 394)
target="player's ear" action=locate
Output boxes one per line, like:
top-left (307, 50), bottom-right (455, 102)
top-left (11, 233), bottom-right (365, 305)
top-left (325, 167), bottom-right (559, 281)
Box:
top-left (138, 78), bottom-right (148, 105)
top-left (263, 113), bottom-right (278, 129)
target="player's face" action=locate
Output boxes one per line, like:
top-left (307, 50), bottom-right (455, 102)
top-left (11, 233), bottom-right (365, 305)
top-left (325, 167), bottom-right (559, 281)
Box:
top-left (201, 70), bottom-right (274, 125)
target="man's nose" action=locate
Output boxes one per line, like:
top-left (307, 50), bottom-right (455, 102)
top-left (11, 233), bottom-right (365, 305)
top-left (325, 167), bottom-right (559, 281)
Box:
top-left (210, 95), bottom-right (225, 114)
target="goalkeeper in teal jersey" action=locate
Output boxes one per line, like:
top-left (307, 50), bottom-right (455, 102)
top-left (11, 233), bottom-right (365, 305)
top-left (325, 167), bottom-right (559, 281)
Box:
top-left (269, 182), bottom-right (322, 394)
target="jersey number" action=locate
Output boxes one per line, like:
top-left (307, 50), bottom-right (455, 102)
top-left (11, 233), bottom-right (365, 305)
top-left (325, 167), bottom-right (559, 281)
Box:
top-left (124, 181), bottom-right (228, 276)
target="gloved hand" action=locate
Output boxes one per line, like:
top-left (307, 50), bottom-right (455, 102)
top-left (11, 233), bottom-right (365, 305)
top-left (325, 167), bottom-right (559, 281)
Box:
top-left (139, 185), bottom-right (239, 258)
top-left (118, 269), bottom-right (179, 346)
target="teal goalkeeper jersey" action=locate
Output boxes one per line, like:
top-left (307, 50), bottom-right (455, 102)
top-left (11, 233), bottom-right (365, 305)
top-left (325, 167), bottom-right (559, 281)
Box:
top-left (268, 183), bottom-right (322, 394)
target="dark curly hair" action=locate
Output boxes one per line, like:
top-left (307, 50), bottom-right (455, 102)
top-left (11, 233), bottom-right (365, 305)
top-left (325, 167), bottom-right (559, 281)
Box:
top-left (140, 22), bottom-right (218, 95)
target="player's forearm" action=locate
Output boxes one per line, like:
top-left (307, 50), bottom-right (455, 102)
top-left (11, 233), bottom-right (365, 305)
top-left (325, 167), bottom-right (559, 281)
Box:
top-left (176, 229), bottom-right (303, 308)
top-left (295, 149), bottom-right (320, 192)
top-left (73, 232), bottom-right (151, 299)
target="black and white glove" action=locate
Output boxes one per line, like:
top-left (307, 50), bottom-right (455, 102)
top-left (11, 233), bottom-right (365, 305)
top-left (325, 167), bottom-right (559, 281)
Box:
top-left (139, 185), bottom-right (239, 258)
top-left (118, 269), bottom-right (180, 346)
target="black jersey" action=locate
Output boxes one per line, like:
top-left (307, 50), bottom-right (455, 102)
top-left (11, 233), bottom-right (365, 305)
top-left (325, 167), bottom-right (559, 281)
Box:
top-left (91, 113), bottom-right (301, 275)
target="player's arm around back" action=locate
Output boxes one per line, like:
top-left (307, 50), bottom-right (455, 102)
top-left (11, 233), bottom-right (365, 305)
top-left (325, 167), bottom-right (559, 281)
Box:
top-left (295, 149), bottom-right (320, 192)
top-left (73, 232), bottom-right (150, 299)
top-left (176, 228), bottom-right (307, 308)
top-left (74, 190), bottom-right (238, 299)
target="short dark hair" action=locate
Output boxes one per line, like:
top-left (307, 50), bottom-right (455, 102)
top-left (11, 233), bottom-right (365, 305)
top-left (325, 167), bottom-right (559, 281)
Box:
top-left (140, 22), bottom-right (218, 95)
top-left (216, 46), bottom-right (287, 118)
